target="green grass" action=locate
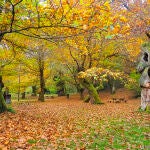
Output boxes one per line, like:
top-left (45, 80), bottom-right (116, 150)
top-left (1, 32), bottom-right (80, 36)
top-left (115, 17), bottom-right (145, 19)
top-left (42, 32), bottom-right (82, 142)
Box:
top-left (7, 105), bottom-right (16, 113)
top-left (62, 119), bottom-right (150, 149)
top-left (27, 139), bottom-right (38, 144)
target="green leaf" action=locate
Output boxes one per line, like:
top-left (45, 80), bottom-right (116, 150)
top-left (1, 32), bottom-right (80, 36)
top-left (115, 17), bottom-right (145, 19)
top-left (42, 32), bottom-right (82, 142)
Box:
top-left (105, 35), bottom-right (113, 39)
top-left (72, 20), bottom-right (79, 27)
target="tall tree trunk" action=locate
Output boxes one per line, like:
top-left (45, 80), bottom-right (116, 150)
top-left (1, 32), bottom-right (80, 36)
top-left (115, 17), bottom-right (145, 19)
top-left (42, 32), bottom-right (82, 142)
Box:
top-left (81, 79), bottom-right (102, 104)
top-left (79, 88), bottom-right (84, 100)
top-left (0, 76), bottom-right (7, 113)
top-left (0, 34), bottom-right (4, 42)
top-left (108, 78), bottom-right (116, 94)
top-left (141, 89), bottom-right (150, 111)
top-left (21, 92), bottom-right (25, 99)
top-left (38, 68), bottom-right (45, 102)
top-left (0, 88), bottom-right (7, 113)
top-left (78, 87), bottom-right (84, 100)
top-left (76, 84), bottom-right (84, 100)
top-left (17, 64), bottom-right (21, 101)
top-left (111, 80), bottom-right (116, 94)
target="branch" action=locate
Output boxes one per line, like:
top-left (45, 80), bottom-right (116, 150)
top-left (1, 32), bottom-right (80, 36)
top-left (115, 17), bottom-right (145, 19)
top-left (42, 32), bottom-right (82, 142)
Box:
top-left (0, 34), bottom-right (4, 42)
top-left (8, 0), bottom-right (23, 32)
top-left (4, 38), bottom-right (29, 52)
top-left (0, 24), bottom-right (81, 39)
top-left (0, 45), bottom-right (16, 69)
top-left (10, 4), bottom-right (15, 32)
top-left (0, 0), bottom-right (23, 41)
top-left (65, 64), bottom-right (79, 88)
top-left (14, 28), bottom-right (91, 42)
top-left (35, 1), bottom-right (40, 27)
top-left (105, 52), bottom-right (119, 59)
top-left (14, 0), bottom-right (23, 6)
top-left (69, 48), bottom-right (80, 72)
top-left (145, 31), bottom-right (150, 39)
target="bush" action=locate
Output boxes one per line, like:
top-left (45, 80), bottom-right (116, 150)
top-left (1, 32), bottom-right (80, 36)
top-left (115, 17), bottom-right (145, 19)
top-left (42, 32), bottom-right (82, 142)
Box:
top-left (49, 88), bottom-right (57, 94)
top-left (7, 106), bottom-right (16, 113)
top-left (125, 71), bottom-right (141, 97)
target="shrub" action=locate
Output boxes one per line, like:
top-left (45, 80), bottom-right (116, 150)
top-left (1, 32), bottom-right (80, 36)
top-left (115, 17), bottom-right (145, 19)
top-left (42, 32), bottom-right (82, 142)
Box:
top-left (125, 71), bottom-right (141, 97)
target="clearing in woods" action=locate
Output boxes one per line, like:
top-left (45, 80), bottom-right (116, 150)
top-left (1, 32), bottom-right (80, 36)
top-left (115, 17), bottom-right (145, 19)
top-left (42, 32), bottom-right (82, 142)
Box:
top-left (0, 89), bottom-right (150, 149)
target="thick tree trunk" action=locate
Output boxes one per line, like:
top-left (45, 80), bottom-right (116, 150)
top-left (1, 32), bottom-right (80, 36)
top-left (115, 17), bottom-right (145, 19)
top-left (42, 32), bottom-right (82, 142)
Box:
top-left (81, 79), bottom-right (102, 104)
top-left (0, 75), bottom-right (7, 113)
top-left (0, 88), bottom-right (7, 113)
top-left (38, 69), bottom-right (45, 102)
top-left (79, 88), bottom-right (84, 100)
top-left (0, 34), bottom-right (4, 42)
top-left (77, 86), bottom-right (84, 100)
top-left (141, 88), bottom-right (150, 111)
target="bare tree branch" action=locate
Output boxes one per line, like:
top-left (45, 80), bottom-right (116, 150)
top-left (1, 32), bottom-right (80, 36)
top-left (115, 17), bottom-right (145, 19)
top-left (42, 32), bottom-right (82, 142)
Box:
top-left (69, 48), bottom-right (80, 72)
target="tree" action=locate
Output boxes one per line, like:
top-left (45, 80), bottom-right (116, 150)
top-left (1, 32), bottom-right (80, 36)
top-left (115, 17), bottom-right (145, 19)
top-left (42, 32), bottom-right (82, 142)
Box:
top-left (21, 39), bottom-right (54, 101)
top-left (0, 0), bottom-right (84, 42)
top-left (136, 42), bottom-right (150, 110)
top-left (111, 0), bottom-right (150, 39)
top-left (55, 0), bottom-right (147, 103)
top-left (0, 0), bottom-right (149, 110)
top-left (0, 0), bottom-right (87, 108)
top-left (0, 40), bottom-right (16, 112)
top-left (0, 76), bottom-right (7, 113)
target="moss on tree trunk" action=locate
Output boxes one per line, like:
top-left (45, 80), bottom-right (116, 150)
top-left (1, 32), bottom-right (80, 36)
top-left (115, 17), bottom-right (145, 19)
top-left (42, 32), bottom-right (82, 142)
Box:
top-left (0, 88), bottom-right (7, 113)
top-left (0, 75), bottom-right (7, 113)
top-left (81, 79), bottom-right (102, 104)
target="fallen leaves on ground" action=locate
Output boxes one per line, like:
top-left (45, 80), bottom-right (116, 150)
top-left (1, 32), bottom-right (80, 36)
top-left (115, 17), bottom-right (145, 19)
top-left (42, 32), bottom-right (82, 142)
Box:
top-left (0, 90), bottom-right (149, 149)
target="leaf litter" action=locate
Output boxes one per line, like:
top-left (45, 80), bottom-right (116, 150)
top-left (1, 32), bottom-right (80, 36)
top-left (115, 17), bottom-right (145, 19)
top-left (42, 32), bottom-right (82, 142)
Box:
top-left (0, 90), bottom-right (149, 149)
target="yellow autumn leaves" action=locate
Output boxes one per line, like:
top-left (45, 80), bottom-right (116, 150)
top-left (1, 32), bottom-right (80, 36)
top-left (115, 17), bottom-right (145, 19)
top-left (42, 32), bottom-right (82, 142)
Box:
top-left (78, 67), bottom-right (123, 81)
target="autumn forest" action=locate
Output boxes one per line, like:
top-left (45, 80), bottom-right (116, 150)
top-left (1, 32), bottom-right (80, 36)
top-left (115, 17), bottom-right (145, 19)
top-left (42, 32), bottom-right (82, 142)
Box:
top-left (0, 0), bottom-right (150, 149)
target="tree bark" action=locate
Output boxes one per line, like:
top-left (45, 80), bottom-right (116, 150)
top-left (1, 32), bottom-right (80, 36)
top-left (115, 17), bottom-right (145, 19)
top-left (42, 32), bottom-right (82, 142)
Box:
top-left (111, 80), bottom-right (116, 94)
top-left (0, 76), bottom-right (7, 113)
top-left (76, 85), bottom-right (84, 100)
top-left (81, 79), bottom-right (102, 104)
top-left (141, 88), bottom-right (150, 111)
top-left (0, 34), bottom-right (4, 42)
top-left (0, 88), bottom-right (7, 113)
top-left (108, 78), bottom-right (116, 94)
top-left (21, 92), bottom-right (25, 99)
top-left (38, 68), bottom-right (45, 102)
top-left (79, 88), bottom-right (84, 100)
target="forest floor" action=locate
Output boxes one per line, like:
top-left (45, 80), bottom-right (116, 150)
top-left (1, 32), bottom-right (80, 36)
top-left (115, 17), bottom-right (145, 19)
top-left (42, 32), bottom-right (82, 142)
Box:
top-left (0, 89), bottom-right (150, 150)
